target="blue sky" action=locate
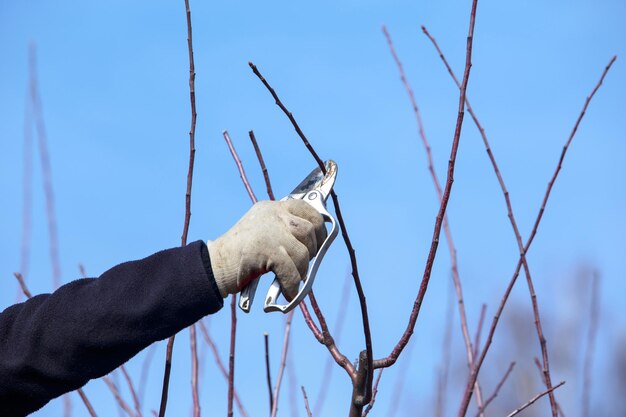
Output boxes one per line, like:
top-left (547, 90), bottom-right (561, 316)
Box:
top-left (1, 1), bottom-right (625, 416)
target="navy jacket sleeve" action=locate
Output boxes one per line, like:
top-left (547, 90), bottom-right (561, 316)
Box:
top-left (0, 240), bottom-right (224, 416)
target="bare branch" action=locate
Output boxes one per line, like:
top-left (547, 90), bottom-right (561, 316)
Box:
top-left (475, 362), bottom-right (516, 417)
top-left (249, 130), bottom-right (275, 200)
top-left (249, 60), bottom-right (372, 405)
top-left (228, 295), bottom-right (237, 417)
top-left (265, 333), bottom-right (274, 414)
top-left (422, 23), bottom-right (560, 416)
top-left (13, 272), bottom-right (32, 299)
top-left (197, 321), bottom-right (248, 417)
top-left (301, 386), bottom-right (313, 417)
top-left (361, 369), bottom-right (384, 417)
top-left (506, 381), bottom-right (566, 417)
top-left (223, 130), bottom-right (258, 202)
top-left (120, 365), bottom-right (144, 417)
top-left (314, 274), bottom-right (352, 415)
top-left (435, 282), bottom-right (454, 417)
top-left (270, 311), bottom-right (295, 417)
top-left (374, 0), bottom-right (479, 370)
top-left (382, 24), bottom-right (485, 413)
top-left (455, 55), bottom-right (617, 417)
top-left (473, 304), bottom-right (487, 360)
top-left (159, 0), bottom-right (199, 414)
top-left (104, 375), bottom-right (137, 417)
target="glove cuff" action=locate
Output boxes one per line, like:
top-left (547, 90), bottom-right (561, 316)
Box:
top-left (206, 239), bottom-right (239, 298)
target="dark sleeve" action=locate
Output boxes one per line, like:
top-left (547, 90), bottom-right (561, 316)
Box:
top-left (0, 240), bottom-right (224, 416)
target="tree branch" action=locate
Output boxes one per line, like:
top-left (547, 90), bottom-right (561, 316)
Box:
top-left (455, 55), bottom-right (616, 417)
top-left (373, 0), bottom-right (479, 370)
top-left (506, 381), bottom-right (565, 417)
top-left (159, 0), bottom-right (199, 414)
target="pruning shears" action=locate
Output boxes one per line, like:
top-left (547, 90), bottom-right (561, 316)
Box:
top-left (239, 160), bottom-right (339, 314)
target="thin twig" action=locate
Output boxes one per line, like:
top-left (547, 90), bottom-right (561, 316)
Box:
top-left (158, 0), bottom-right (198, 414)
top-left (301, 386), bottom-right (313, 417)
top-left (197, 321), bottom-right (248, 417)
top-left (373, 0), bottom-right (479, 371)
top-left (382, 24), bottom-right (486, 413)
top-left (249, 130), bottom-right (275, 200)
top-left (473, 304), bottom-right (487, 360)
top-left (361, 369), bottom-right (384, 417)
top-left (313, 274), bottom-right (352, 415)
top-left (265, 333), bottom-right (274, 414)
top-left (76, 389), bottom-right (99, 417)
top-left (120, 365), bottom-right (144, 417)
top-left (475, 362), bottom-right (516, 417)
top-left (104, 375), bottom-right (137, 417)
top-left (138, 344), bottom-right (158, 407)
top-left (455, 55), bottom-right (616, 417)
top-left (582, 270), bottom-right (600, 417)
top-left (435, 280), bottom-right (454, 417)
top-left (18, 78), bottom-right (34, 298)
top-left (422, 24), bottom-right (560, 417)
top-left (228, 295), bottom-right (237, 417)
top-left (13, 272), bottom-right (32, 298)
top-left (223, 130), bottom-right (258, 202)
top-left (249, 60), bottom-right (371, 407)
top-left (28, 43), bottom-right (62, 290)
top-left (190, 324), bottom-right (200, 417)
top-left (270, 310), bottom-right (295, 417)
top-left (287, 356), bottom-right (301, 417)
top-left (506, 381), bottom-right (566, 417)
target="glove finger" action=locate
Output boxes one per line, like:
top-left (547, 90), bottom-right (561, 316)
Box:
top-left (270, 243), bottom-right (309, 301)
top-left (283, 214), bottom-right (317, 259)
top-left (282, 199), bottom-right (328, 253)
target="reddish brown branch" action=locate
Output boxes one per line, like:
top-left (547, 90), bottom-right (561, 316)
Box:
top-left (270, 311), bottom-right (295, 417)
top-left (435, 282), bottom-right (454, 417)
top-left (313, 274), bottom-right (352, 415)
top-left (475, 362), bottom-right (515, 417)
top-left (104, 375), bottom-right (137, 417)
top-left (473, 304), bottom-right (487, 360)
top-left (159, 0), bottom-right (199, 414)
top-left (455, 55), bottom-right (616, 417)
top-left (374, 0), bottom-right (479, 370)
top-left (120, 365), bottom-right (144, 417)
top-left (382, 24), bottom-right (486, 412)
top-left (422, 24), bottom-right (561, 416)
top-left (582, 270), bottom-right (600, 417)
top-left (19, 86), bottom-right (34, 293)
top-left (361, 369), bottom-right (384, 417)
top-left (190, 324), bottom-right (200, 417)
top-left (249, 59), bottom-right (372, 405)
top-left (249, 130), bottom-right (275, 200)
top-left (76, 389), bottom-right (98, 417)
top-left (506, 381), bottom-right (566, 417)
top-left (13, 272), bottom-right (32, 298)
top-left (248, 62), bottom-right (325, 170)
top-left (138, 344), bottom-right (157, 407)
top-left (264, 333), bottom-right (274, 414)
top-left (28, 43), bottom-right (62, 290)
top-left (301, 386), bottom-right (313, 417)
top-left (227, 295), bottom-right (237, 417)
top-left (197, 321), bottom-right (248, 417)
top-left (223, 130), bottom-right (258, 202)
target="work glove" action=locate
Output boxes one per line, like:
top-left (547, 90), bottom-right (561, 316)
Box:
top-left (207, 200), bottom-right (327, 300)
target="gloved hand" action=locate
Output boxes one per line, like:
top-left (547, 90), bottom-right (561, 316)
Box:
top-left (207, 200), bottom-right (327, 300)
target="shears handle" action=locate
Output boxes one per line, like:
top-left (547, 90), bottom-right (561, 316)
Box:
top-left (238, 189), bottom-right (337, 313)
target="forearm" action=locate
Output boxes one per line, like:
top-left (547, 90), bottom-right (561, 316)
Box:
top-left (0, 240), bottom-right (223, 416)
